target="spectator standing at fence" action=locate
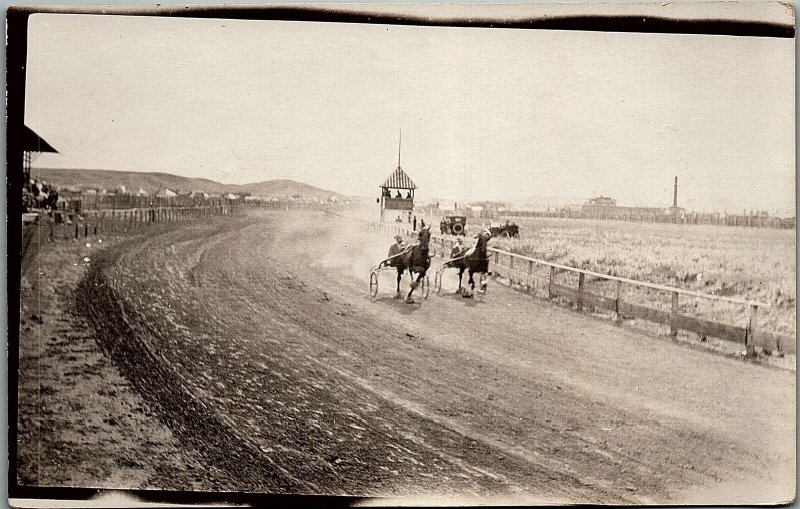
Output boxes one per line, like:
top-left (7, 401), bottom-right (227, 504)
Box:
top-left (413, 216), bottom-right (417, 231)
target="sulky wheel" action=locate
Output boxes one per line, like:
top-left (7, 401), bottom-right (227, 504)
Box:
top-left (479, 272), bottom-right (489, 295)
top-left (369, 271), bottom-right (379, 298)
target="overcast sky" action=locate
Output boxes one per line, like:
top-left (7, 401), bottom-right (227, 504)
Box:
top-left (25, 10), bottom-right (794, 213)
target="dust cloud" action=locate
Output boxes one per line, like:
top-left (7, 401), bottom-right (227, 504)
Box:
top-left (268, 210), bottom-right (422, 284)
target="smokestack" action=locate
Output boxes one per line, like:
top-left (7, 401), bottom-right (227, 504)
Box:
top-left (673, 176), bottom-right (678, 208)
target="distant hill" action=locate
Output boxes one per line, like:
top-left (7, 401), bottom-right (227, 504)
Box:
top-left (232, 179), bottom-right (346, 201)
top-left (31, 168), bottom-right (348, 201)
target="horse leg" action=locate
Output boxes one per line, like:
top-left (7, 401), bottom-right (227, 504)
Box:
top-left (457, 268), bottom-right (464, 294)
top-left (395, 270), bottom-right (402, 298)
top-left (463, 270), bottom-right (475, 298)
top-left (406, 271), bottom-right (422, 303)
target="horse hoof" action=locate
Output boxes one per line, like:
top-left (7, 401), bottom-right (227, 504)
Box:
top-left (405, 297), bottom-right (415, 304)
top-left (455, 287), bottom-right (464, 294)
top-left (462, 291), bottom-right (473, 299)
top-left (394, 292), bottom-right (402, 299)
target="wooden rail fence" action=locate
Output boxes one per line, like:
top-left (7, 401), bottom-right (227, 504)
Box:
top-left (361, 218), bottom-right (794, 356)
top-left (21, 205), bottom-right (236, 262)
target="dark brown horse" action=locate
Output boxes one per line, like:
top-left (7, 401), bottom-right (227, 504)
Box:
top-left (396, 226), bottom-right (432, 302)
top-left (450, 228), bottom-right (491, 298)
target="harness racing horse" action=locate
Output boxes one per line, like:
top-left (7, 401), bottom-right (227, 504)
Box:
top-left (456, 228), bottom-right (491, 298)
top-left (398, 226), bottom-right (432, 303)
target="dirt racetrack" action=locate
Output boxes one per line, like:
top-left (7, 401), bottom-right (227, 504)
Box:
top-left (75, 208), bottom-right (794, 504)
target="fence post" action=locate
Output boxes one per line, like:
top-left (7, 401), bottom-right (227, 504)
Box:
top-left (548, 266), bottom-right (555, 298)
top-left (84, 222), bottom-right (88, 237)
top-left (74, 222), bottom-right (79, 239)
top-left (670, 291), bottom-right (679, 337)
top-left (577, 272), bottom-right (585, 311)
top-left (509, 254), bottom-right (515, 285)
top-left (527, 260), bottom-right (533, 292)
top-left (746, 305), bottom-right (758, 356)
top-left (614, 280), bottom-right (623, 321)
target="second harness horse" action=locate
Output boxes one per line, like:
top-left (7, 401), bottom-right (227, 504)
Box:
top-left (370, 226), bottom-right (433, 302)
top-left (434, 228), bottom-right (492, 298)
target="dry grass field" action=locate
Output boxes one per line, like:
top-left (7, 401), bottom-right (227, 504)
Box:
top-left (483, 217), bottom-right (795, 339)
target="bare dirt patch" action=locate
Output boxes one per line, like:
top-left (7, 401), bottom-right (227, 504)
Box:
top-left (16, 226), bottom-right (235, 491)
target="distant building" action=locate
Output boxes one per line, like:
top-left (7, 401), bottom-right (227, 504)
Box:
top-left (582, 196), bottom-right (617, 214)
top-left (591, 196), bottom-right (616, 207)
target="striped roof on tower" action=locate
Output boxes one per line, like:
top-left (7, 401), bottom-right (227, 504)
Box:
top-left (380, 166), bottom-right (417, 190)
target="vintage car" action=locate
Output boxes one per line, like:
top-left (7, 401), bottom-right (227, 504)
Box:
top-left (489, 220), bottom-right (520, 238)
top-left (440, 215), bottom-right (467, 235)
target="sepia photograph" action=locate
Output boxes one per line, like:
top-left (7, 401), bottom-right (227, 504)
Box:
top-left (8, 3), bottom-right (796, 506)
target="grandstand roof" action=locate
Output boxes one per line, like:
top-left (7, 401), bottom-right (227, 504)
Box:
top-left (380, 166), bottom-right (416, 190)
top-left (23, 125), bottom-right (58, 153)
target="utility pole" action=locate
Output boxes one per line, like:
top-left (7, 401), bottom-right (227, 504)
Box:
top-left (673, 176), bottom-right (678, 209)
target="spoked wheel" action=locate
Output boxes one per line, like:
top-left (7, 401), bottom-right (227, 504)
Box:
top-left (369, 271), bottom-right (379, 298)
top-left (434, 268), bottom-right (444, 293)
top-left (422, 275), bottom-right (430, 299)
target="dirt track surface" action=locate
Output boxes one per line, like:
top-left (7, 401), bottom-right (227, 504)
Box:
top-left (75, 209), bottom-right (794, 503)
top-left (17, 231), bottom-right (237, 491)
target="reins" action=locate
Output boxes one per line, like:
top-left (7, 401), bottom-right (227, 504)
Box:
top-left (383, 237), bottom-right (434, 265)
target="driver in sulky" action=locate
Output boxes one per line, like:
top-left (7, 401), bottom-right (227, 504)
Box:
top-left (382, 235), bottom-right (406, 268)
top-left (446, 237), bottom-right (468, 268)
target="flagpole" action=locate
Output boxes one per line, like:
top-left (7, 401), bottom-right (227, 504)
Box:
top-left (397, 128), bottom-right (402, 168)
